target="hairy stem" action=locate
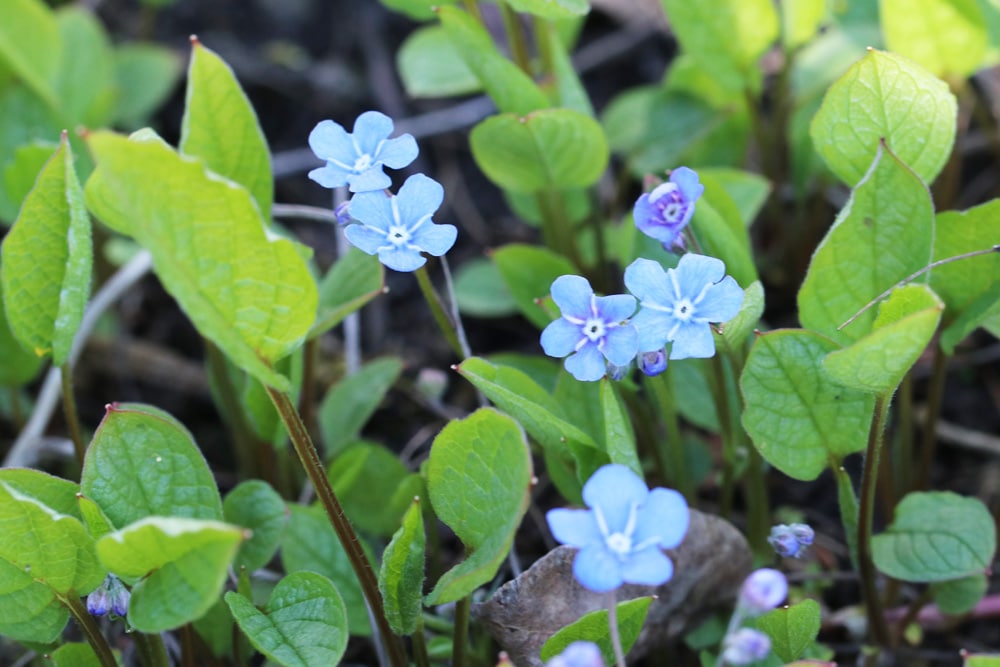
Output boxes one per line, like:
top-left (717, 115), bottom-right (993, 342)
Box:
top-left (452, 596), bottom-right (471, 667)
top-left (133, 631), bottom-right (170, 667)
top-left (63, 595), bottom-right (117, 667)
top-left (59, 363), bottom-right (86, 467)
top-left (709, 355), bottom-right (736, 518)
top-left (607, 592), bottom-right (626, 667)
top-left (858, 395), bottom-right (891, 649)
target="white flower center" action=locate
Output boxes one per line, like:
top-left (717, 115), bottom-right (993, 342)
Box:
top-left (605, 531), bottom-right (632, 556)
top-left (673, 298), bottom-right (695, 322)
top-left (582, 317), bottom-right (606, 342)
top-left (353, 153), bottom-right (373, 172)
top-left (594, 502), bottom-right (642, 562)
top-left (387, 225), bottom-right (411, 247)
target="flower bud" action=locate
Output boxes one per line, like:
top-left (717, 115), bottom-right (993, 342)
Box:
top-left (637, 350), bottom-right (667, 377)
top-left (768, 523), bottom-right (814, 558)
top-left (721, 628), bottom-right (771, 665)
top-left (739, 568), bottom-right (788, 615)
top-left (87, 574), bottom-right (130, 618)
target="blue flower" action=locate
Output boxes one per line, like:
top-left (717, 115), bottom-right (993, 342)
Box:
top-left (721, 628), bottom-right (772, 665)
top-left (541, 276), bottom-right (638, 382)
top-left (637, 349), bottom-right (667, 377)
top-left (345, 173), bottom-right (457, 272)
top-left (308, 111), bottom-right (418, 193)
top-left (545, 641), bottom-right (605, 667)
top-left (546, 464), bottom-right (689, 593)
top-left (87, 574), bottom-right (130, 618)
top-left (768, 523), bottom-right (815, 559)
top-left (633, 167), bottom-right (703, 248)
top-left (739, 568), bottom-right (788, 615)
top-left (624, 254), bottom-right (743, 359)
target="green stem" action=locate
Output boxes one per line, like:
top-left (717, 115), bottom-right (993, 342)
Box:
top-left (59, 363), bottom-right (86, 467)
top-left (536, 189), bottom-right (585, 270)
top-left (915, 345), bottom-right (948, 490)
top-left (134, 631), bottom-right (170, 667)
top-left (607, 591), bottom-right (626, 667)
top-left (452, 596), bottom-right (471, 667)
top-left (413, 616), bottom-right (432, 667)
top-left (498, 0), bottom-right (532, 74)
top-left (461, 0), bottom-right (483, 23)
top-left (7, 386), bottom-right (25, 429)
top-left (708, 355), bottom-right (736, 518)
top-left (858, 395), bottom-right (891, 650)
top-left (645, 369), bottom-right (691, 500)
top-left (415, 266), bottom-right (464, 360)
top-left (744, 446), bottom-right (770, 555)
top-left (63, 595), bottom-right (117, 667)
top-left (266, 387), bottom-right (408, 667)
top-left (204, 342), bottom-right (261, 482)
top-left (299, 336), bottom-right (320, 444)
top-left (896, 372), bottom-right (914, 496)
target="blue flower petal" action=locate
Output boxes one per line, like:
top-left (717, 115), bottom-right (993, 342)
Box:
top-left (675, 254), bottom-right (726, 297)
top-left (308, 164), bottom-right (351, 189)
top-left (541, 318), bottom-right (583, 358)
top-left (633, 488), bottom-right (689, 549)
top-left (564, 343), bottom-right (606, 381)
top-left (348, 191), bottom-right (395, 232)
top-left (619, 546), bottom-right (673, 586)
top-left (572, 544), bottom-right (624, 592)
top-left (412, 222), bottom-right (457, 256)
top-left (624, 258), bottom-right (674, 306)
top-left (633, 193), bottom-right (675, 243)
top-left (582, 464), bottom-right (648, 532)
top-left (546, 508), bottom-right (603, 548)
top-left (670, 166), bottom-right (704, 203)
top-left (629, 308), bottom-right (672, 353)
top-left (602, 325), bottom-right (638, 366)
top-left (308, 119), bottom-right (355, 166)
top-left (377, 134), bottom-right (419, 169)
top-left (696, 275), bottom-right (744, 323)
top-left (377, 246), bottom-right (426, 272)
top-left (347, 168), bottom-right (392, 193)
top-left (352, 110), bottom-right (394, 155)
top-left (550, 275), bottom-right (595, 320)
top-left (594, 293), bottom-right (636, 323)
top-left (344, 224), bottom-right (386, 255)
top-left (668, 321), bottom-right (715, 359)
top-left (396, 174), bottom-right (444, 227)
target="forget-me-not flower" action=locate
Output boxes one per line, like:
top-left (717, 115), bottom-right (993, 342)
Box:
top-left (346, 173), bottom-right (457, 272)
top-left (768, 523), bottom-right (815, 559)
top-left (546, 464), bottom-right (689, 593)
top-left (721, 628), bottom-right (772, 665)
top-left (624, 254), bottom-right (743, 359)
top-left (545, 641), bottom-right (605, 667)
top-left (541, 276), bottom-right (638, 382)
top-left (87, 574), bottom-right (130, 618)
top-left (308, 111), bottom-right (418, 193)
top-left (739, 568), bottom-right (788, 615)
top-left (633, 167), bottom-right (703, 248)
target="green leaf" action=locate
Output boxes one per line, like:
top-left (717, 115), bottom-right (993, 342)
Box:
top-left (319, 357), bottom-right (403, 459)
top-left (53, 7), bottom-right (116, 127)
top-left (378, 498), bottom-right (426, 635)
top-left (741, 330), bottom-right (874, 480)
top-left (540, 596), bottom-right (653, 663)
top-left (660, 0), bottom-right (778, 92)
top-left (225, 571), bottom-right (348, 667)
top-left (329, 442), bottom-right (423, 537)
top-left (881, 0), bottom-right (987, 80)
top-left (823, 284), bottom-right (943, 394)
top-left (223, 480), bottom-right (288, 573)
top-left (181, 38), bottom-right (273, 219)
top-left (690, 194), bottom-right (757, 288)
top-left (312, 246), bottom-right (385, 338)
top-left (112, 43), bottom-right (182, 127)
top-left (84, 130), bottom-right (317, 390)
top-left (470, 109), bottom-right (609, 192)
top-left (398, 25), bottom-right (481, 98)
top-left (964, 655), bottom-right (1000, 667)
top-left (755, 598), bottom-right (821, 662)
top-left (77, 495), bottom-right (115, 541)
top-left (282, 504), bottom-right (370, 636)
top-left (379, 0), bottom-right (457, 21)
top-left (492, 243), bottom-right (576, 329)
top-left (798, 142), bottom-right (935, 345)
top-left (3, 141), bottom-right (57, 217)
top-left (0, 278), bottom-right (43, 384)
top-left (0, 468), bottom-right (81, 519)
top-left (931, 573), bottom-right (988, 615)
top-left (1, 134), bottom-right (92, 364)
top-left (930, 199), bottom-right (1000, 318)
top-left (599, 379), bottom-right (640, 474)
top-left (720, 281), bottom-right (764, 353)
top-left (809, 49), bottom-right (957, 186)
top-left (781, 0), bottom-right (827, 50)
top-left (454, 257), bottom-right (518, 317)
top-left (48, 642), bottom-right (105, 667)
top-left (0, 0), bottom-right (60, 108)
top-left (940, 280), bottom-right (1000, 354)
top-left (437, 5), bottom-right (549, 115)
top-left (872, 491), bottom-right (996, 582)
top-left (80, 402), bottom-right (223, 528)
top-left (671, 358), bottom-right (720, 432)
top-left (97, 516), bottom-right (245, 632)
top-left (698, 167), bottom-right (771, 228)
top-left (835, 465), bottom-right (860, 571)
top-left (425, 408), bottom-right (532, 604)
top-left (0, 86), bottom-right (62, 223)
top-left (545, 20), bottom-right (593, 116)
top-left (504, 0), bottom-right (589, 18)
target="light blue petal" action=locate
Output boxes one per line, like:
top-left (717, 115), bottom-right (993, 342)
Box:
top-left (670, 166), bottom-right (704, 203)
top-left (541, 318), bottom-right (582, 358)
top-left (347, 168), bottom-right (392, 193)
top-left (620, 546), bottom-right (673, 586)
top-left (547, 508), bottom-right (603, 548)
top-left (308, 119), bottom-right (355, 165)
top-left (697, 276), bottom-right (744, 323)
top-left (397, 174), bottom-right (444, 226)
top-left (308, 164), bottom-right (350, 189)
top-left (602, 325), bottom-right (638, 366)
top-left (564, 343), bottom-right (606, 381)
top-left (633, 488), bottom-right (689, 549)
top-left (377, 246), bottom-right (426, 272)
top-left (412, 223), bottom-right (457, 256)
top-left (674, 254), bottom-right (725, 298)
top-left (573, 544), bottom-right (624, 592)
top-left (595, 293), bottom-right (636, 323)
top-left (624, 258), bottom-right (673, 306)
top-left (377, 134), bottom-right (419, 169)
top-left (550, 275), bottom-right (594, 319)
top-left (668, 322), bottom-right (715, 359)
top-left (348, 190), bottom-right (395, 232)
top-left (630, 308), bottom-right (673, 353)
top-left (343, 224), bottom-right (386, 255)
top-left (352, 110), bottom-right (394, 155)
top-left (582, 464), bottom-right (648, 531)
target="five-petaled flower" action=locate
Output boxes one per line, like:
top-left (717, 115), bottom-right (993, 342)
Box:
top-left (346, 173), bottom-right (457, 272)
top-left (541, 276), bottom-right (638, 382)
top-left (633, 167), bottom-right (703, 248)
top-left (308, 110), bottom-right (418, 193)
top-left (624, 254), bottom-right (743, 360)
top-left (546, 464), bottom-right (689, 592)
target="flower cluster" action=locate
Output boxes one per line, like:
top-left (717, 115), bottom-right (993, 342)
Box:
top-left (768, 523), bottom-right (815, 559)
top-left (542, 253), bottom-right (744, 381)
top-left (309, 111), bottom-right (456, 272)
top-left (546, 464), bottom-right (689, 593)
top-left (87, 574), bottom-right (130, 618)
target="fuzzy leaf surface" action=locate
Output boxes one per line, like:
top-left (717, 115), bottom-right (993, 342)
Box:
top-left (378, 499), bottom-right (426, 635)
top-left (755, 598), bottom-right (821, 662)
top-left (539, 596), bottom-right (653, 663)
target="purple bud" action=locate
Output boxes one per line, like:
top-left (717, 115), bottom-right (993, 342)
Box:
top-left (791, 523), bottom-right (815, 546)
top-left (545, 641), bottom-right (605, 667)
top-left (334, 201), bottom-right (352, 226)
top-left (721, 628), bottom-right (771, 665)
top-left (637, 350), bottom-right (667, 377)
top-left (86, 586), bottom-right (110, 616)
top-left (768, 523), bottom-right (815, 558)
top-left (739, 568), bottom-right (788, 614)
top-left (88, 574), bottom-right (130, 618)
